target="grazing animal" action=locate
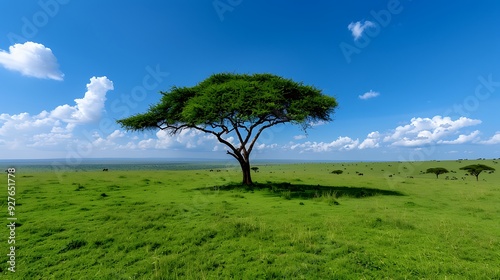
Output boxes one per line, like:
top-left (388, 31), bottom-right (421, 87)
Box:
top-left (358, 173), bottom-right (364, 176)
top-left (102, 168), bottom-right (109, 171)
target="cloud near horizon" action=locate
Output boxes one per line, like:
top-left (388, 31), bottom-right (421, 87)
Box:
top-left (384, 116), bottom-right (482, 147)
top-left (289, 136), bottom-right (359, 152)
top-left (0, 77), bottom-right (113, 149)
top-left (480, 132), bottom-right (500, 145)
top-left (358, 131), bottom-right (381, 149)
top-left (348, 21), bottom-right (375, 40)
top-left (63, 115), bottom-right (500, 154)
top-left (0, 42), bottom-right (64, 80)
top-left (282, 115), bottom-right (492, 153)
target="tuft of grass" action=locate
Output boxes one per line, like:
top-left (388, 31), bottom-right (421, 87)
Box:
top-left (60, 240), bottom-right (87, 253)
top-left (281, 190), bottom-right (292, 200)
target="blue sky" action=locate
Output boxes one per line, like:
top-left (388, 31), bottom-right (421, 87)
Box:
top-left (1, 0), bottom-right (499, 161)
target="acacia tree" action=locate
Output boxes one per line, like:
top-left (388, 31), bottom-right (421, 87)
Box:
top-left (117, 73), bottom-right (338, 185)
top-left (425, 167), bottom-right (449, 179)
top-left (460, 164), bottom-right (495, 181)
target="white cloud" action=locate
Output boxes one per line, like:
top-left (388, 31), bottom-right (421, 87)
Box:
top-left (108, 129), bottom-right (125, 140)
top-left (290, 136), bottom-right (359, 152)
top-left (359, 90), bottom-right (380, 100)
top-left (88, 129), bottom-right (127, 150)
top-left (30, 132), bottom-right (73, 147)
top-left (0, 42), bottom-right (64, 80)
top-left (293, 134), bottom-right (306, 140)
top-left (358, 131), bottom-right (380, 149)
top-left (154, 129), bottom-right (218, 150)
top-left (0, 112), bottom-right (61, 136)
top-left (256, 143), bottom-right (278, 151)
top-left (0, 77), bottom-right (113, 149)
top-left (384, 116), bottom-right (482, 147)
top-left (309, 120), bottom-right (327, 127)
top-left (138, 138), bottom-right (156, 150)
top-left (438, 130), bottom-right (480, 144)
top-left (348, 21), bottom-right (375, 40)
top-left (51, 76), bottom-right (114, 123)
top-left (480, 132), bottom-right (500, 144)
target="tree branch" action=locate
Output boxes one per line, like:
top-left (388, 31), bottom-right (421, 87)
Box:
top-left (247, 119), bottom-right (288, 155)
top-left (240, 116), bottom-right (268, 149)
top-left (157, 122), bottom-right (191, 135)
top-left (189, 125), bottom-right (243, 161)
top-left (228, 118), bottom-right (245, 153)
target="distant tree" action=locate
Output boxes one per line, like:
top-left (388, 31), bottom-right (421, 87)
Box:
top-left (425, 167), bottom-right (449, 179)
top-left (251, 167), bottom-right (259, 173)
top-left (460, 164), bottom-right (495, 181)
top-left (331, 170), bottom-right (343, 175)
top-left (117, 73), bottom-right (338, 185)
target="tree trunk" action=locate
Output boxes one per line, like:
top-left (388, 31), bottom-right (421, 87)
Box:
top-left (239, 159), bottom-right (253, 185)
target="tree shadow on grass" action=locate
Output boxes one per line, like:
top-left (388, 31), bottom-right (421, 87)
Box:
top-left (193, 182), bottom-right (404, 200)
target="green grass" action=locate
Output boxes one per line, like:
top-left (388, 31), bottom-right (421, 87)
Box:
top-left (1, 159), bottom-right (499, 279)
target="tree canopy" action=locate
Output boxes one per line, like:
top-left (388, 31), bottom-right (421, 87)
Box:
top-left (460, 164), bottom-right (495, 181)
top-left (117, 73), bottom-right (338, 185)
top-left (425, 167), bottom-right (449, 179)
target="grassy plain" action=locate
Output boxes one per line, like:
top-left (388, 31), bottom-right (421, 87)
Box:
top-left (1, 159), bottom-right (499, 279)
